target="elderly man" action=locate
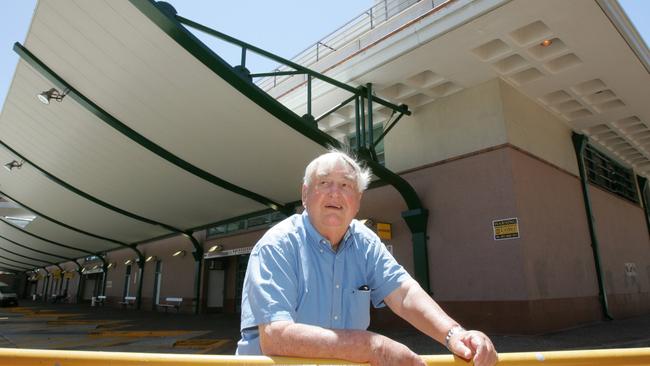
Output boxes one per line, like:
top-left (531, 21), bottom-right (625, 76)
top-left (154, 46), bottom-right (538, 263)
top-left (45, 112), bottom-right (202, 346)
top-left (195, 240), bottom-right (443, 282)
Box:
top-left (237, 150), bottom-right (497, 366)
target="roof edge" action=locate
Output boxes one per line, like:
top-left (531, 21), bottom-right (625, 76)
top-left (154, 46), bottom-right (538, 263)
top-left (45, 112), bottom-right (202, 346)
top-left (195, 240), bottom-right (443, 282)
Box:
top-left (596, 0), bottom-right (650, 73)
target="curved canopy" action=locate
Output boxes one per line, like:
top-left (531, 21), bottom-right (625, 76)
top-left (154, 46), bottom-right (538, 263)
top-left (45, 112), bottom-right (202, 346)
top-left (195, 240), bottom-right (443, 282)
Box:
top-left (0, 0), bottom-right (333, 269)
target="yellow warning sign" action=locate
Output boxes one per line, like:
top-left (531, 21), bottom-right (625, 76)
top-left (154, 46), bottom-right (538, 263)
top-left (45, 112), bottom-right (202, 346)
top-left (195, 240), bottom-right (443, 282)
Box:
top-left (492, 218), bottom-right (519, 240)
top-left (376, 222), bottom-right (392, 240)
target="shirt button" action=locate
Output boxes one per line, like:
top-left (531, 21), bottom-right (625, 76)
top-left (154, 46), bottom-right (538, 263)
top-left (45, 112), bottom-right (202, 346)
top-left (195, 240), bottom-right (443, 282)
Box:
top-left (334, 315), bottom-right (339, 320)
top-left (319, 249), bottom-right (324, 253)
top-left (335, 284), bottom-right (340, 289)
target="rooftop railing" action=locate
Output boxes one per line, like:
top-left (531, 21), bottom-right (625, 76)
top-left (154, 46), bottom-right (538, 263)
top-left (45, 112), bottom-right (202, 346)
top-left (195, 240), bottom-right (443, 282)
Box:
top-left (256, 0), bottom-right (426, 91)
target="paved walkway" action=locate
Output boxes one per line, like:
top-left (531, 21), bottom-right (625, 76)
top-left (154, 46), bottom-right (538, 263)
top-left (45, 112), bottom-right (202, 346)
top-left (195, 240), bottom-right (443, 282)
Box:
top-left (1, 301), bottom-right (649, 355)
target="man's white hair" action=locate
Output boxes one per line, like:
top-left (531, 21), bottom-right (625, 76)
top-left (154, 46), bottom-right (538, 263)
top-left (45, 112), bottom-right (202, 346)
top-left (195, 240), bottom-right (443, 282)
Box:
top-left (303, 148), bottom-right (372, 192)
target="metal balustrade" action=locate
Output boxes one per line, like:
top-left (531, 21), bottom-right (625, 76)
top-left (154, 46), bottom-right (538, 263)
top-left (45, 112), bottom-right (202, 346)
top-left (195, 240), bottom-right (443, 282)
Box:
top-left (1, 347), bottom-right (650, 365)
top-left (255, 0), bottom-right (425, 91)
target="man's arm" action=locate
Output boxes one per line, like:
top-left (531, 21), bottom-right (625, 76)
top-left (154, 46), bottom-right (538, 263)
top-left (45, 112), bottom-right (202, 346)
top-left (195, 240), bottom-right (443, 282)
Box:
top-left (384, 279), bottom-right (498, 366)
top-left (259, 321), bottom-right (425, 366)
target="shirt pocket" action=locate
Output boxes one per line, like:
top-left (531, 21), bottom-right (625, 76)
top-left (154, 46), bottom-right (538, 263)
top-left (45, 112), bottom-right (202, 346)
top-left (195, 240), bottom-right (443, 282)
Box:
top-left (345, 288), bottom-right (371, 329)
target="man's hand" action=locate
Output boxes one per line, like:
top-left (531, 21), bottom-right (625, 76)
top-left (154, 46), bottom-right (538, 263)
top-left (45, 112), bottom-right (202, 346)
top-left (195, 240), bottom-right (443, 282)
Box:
top-left (370, 335), bottom-right (425, 366)
top-left (447, 329), bottom-right (498, 366)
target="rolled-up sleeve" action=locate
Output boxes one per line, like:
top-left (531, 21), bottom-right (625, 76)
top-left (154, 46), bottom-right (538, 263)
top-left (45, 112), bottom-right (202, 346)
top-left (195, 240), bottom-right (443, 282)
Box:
top-left (244, 241), bottom-right (298, 326)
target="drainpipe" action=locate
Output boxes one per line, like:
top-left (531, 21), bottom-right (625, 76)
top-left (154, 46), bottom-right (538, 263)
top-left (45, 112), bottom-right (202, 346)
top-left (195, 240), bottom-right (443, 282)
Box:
top-left (572, 132), bottom-right (613, 320)
top-left (636, 176), bottom-right (650, 236)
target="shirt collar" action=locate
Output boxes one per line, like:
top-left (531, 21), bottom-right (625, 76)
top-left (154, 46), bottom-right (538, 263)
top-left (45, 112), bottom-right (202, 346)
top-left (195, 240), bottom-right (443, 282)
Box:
top-left (302, 211), bottom-right (354, 251)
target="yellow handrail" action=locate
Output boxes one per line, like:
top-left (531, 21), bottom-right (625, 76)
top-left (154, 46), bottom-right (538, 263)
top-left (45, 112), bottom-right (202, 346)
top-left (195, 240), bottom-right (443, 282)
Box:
top-left (0, 347), bottom-right (649, 365)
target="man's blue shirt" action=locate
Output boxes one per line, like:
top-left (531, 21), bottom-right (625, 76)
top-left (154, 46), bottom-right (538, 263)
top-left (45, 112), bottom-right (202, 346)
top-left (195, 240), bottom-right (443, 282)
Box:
top-left (236, 212), bottom-right (411, 355)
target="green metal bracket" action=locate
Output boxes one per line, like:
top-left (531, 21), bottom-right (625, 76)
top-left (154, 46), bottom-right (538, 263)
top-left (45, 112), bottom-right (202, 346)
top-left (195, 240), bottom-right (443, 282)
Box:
top-left (572, 132), bottom-right (612, 320)
top-left (184, 231), bottom-right (204, 314)
top-left (133, 0), bottom-right (431, 292)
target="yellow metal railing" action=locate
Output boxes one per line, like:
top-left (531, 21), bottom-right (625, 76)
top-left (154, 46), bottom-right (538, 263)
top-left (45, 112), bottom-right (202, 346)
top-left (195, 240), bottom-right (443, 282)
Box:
top-left (1, 348), bottom-right (650, 365)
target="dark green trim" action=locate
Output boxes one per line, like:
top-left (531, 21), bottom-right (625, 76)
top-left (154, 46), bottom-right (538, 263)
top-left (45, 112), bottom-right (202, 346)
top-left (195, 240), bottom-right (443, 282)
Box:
top-left (0, 232), bottom-right (72, 262)
top-left (250, 71), bottom-right (303, 78)
top-left (0, 217), bottom-right (94, 257)
top-left (0, 140), bottom-right (176, 235)
top-left (13, 42), bottom-right (287, 214)
top-left (572, 132), bottom-right (612, 320)
top-left (174, 14), bottom-right (409, 116)
top-left (0, 245), bottom-right (51, 265)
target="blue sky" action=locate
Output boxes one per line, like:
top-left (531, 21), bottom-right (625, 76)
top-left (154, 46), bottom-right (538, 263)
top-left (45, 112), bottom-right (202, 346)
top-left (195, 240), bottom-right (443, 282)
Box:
top-left (0, 0), bottom-right (648, 111)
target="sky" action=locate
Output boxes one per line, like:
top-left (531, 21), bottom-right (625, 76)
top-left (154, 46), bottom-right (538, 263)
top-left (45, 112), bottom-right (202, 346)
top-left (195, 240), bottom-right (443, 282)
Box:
top-left (0, 0), bottom-right (648, 111)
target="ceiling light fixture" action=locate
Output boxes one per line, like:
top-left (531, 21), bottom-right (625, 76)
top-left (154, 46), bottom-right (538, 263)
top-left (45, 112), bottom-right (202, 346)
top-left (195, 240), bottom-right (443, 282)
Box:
top-left (124, 259), bottom-right (133, 265)
top-left (37, 88), bottom-right (68, 105)
top-left (208, 244), bottom-right (223, 253)
top-left (145, 255), bottom-right (157, 262)
top-left (3, 160), bottom-right (23, 171)
top-left (540, 39), bottom-right (553, 47)
top-left (172, 250), bottom-right (186, 257)
top-left (107, 262), bottom-right (115, 269)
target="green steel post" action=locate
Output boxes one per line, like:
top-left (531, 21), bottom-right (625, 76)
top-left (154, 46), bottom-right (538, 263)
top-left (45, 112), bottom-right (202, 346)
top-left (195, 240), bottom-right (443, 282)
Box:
top-left (76, 267), bottom-right (84, 304)
top-left (637, 176), bottom-right (650, 236)
top-left (101, 262), bottom-right (109, 297)
top-left (355, 96), bottom-right (361, 150)
top-left (42, 269), bottom-right (50, 303)
top-left (136, 255), bottom-right (145, 310)
top-left (192, 247), bottom-right (204, 314)
top-left (571, 132), bottom-right (613, 320)
top-left (241, 46), bottom-right (247, 68)
top-left (360, 96), bottom-right (366, 147)
top-left (366, 84), bottom-right (377, 161)
top-left (307, 75), bottom-right (312, 118)
top-left (184, 231), bottom-right (204, 314)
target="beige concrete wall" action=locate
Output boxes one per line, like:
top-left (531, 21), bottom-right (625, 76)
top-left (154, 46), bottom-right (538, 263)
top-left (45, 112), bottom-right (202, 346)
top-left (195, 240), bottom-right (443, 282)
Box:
top-left (590, 185), bottom-right (650, 318)
top-left (365, 148), bottom-right (527, 301)
top-left (500, 80), bottom-right (579, 176)
top-left (384, 79), bottom-right (507, 172)
top-left (509, 149), bottom-right (597, 300)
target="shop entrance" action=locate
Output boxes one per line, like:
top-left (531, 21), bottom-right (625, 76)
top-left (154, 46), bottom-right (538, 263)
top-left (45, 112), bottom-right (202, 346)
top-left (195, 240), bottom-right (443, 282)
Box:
top-left (206, 258), bottom-right (227, 311)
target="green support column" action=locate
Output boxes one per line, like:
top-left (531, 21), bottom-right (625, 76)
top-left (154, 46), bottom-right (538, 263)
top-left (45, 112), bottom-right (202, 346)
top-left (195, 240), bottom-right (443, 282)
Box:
top-left (100, 262), bottom-right (109, 297)
top-left (136, 255), bottom-right (145, 310)
top-left (76, 268), bottom-right (85, 304)
top-left (637, 176), bottom-right (650, 236)
top-left (572, 132), bottom-right (612, 320)
top-left (192, 247), bottom-right (204, 314)
top-left (401, 208), bottom-right (430, 293)
top-left (42, 270), bottom-right (50, 303)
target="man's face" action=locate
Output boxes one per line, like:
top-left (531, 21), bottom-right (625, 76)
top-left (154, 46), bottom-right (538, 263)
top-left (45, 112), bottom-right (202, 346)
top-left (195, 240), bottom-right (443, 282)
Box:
top-left (302, 162), bottom-right (362, 240)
